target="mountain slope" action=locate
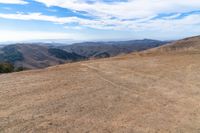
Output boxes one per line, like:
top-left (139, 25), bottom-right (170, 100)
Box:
top-left (0, 36), bottom-right (200, 132)
top-left (60, 39), bottom-right (168, 58)
top-left (145, 36), bottom-right (200, 54)
top-left (0, 44), bottom-right (86, 69)
top-left (0, 39), bottom-right (168, 69)
top-left (48, 48), bottom-right (85, 61)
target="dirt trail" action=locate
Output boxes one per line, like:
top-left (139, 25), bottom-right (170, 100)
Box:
top-left (81, 63), bottom-right (138, 94)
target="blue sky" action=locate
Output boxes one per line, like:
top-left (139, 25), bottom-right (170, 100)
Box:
top-left (0, 0), bottom-right (200, 42)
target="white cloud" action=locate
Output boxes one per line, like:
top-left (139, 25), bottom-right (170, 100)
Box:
top-left (0, 12), bottom-right (122, 29)
top-left (0, 0), bottom-right (27, 4)
top-left (0, 12), bottom-right (108, 26)
top-left (0, 0), bottom-right (200, 40)
top-left (64, 26), bottom-right (82, 30)
top-left (0, 30), bottom-right (84, 42)
top-left (0, 0), bottom-right (199, 31)
top-left (1, 12), bottom-right (200, 31)
top-left (28, 0), bottom-right (200, 34)
top-left (34, 0), bottom-right (200, 19)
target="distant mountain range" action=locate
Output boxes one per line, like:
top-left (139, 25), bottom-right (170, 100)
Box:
top-left (59, 39), bottom-right (169, 58)
top-left (0, 39), bottom-right (169, 69)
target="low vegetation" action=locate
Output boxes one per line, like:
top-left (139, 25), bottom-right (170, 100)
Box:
top-left (48, 48), bottom-right (86, 61)
top-left (0, 45), bottom-right (24, 63)
top-left (0, 62), bottom-right (26, 73)
top-left (0, 62), bottom-right (14, 73)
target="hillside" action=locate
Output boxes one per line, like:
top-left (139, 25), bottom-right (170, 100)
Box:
top-left (60, 39), bottom-right (168, 58)
top-left (144, 36), bottom-right (200, 54)
top-left (0, 36), bottom-right (200, 132)
top-left (0, 39), bottom-right (168, 69)
top-left (0, 44), bottom-right (85, 69)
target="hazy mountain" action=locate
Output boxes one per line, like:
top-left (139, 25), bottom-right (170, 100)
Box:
top-left (0, 39), bottom-right (169, 69)
top-left (59, 39), bottom-right (169, 58)
top-left (0, 44), bottom-right (86, 69)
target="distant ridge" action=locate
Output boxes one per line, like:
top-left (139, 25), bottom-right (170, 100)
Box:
top-left (0, 39), bottom-right (168, 69)
top-left (60, 39), bottom-right (168, 58)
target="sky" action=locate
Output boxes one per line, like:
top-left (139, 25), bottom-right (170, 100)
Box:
top-left (0, 0), bottom-right (200, 42)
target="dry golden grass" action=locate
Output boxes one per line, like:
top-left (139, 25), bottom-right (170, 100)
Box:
top-left (1, 36), bottom-right (200, 132)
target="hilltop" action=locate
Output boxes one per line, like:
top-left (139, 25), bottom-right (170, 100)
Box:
top-left (60, 39), bottom-right (167, 58)
top-left (143, 35), bottom-right (200, 54)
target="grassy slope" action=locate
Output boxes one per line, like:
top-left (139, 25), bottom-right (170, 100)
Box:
top-left (0, 36), bottom-right (200, 132)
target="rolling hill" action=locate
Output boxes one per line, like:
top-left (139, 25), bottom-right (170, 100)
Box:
top-left (59, 39), bottom-right (168, 58)
top-left (0, 39), bottom-right (168, 69)
top-left (0, 44), bottom-right (86, 69)
top-left (146, 35), bottom-right (200, 54)
top-left (0, 36), bottom-right (200, 132)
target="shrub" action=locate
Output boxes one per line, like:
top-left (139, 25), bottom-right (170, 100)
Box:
top-left (0, 62), bottom-right (14, 73)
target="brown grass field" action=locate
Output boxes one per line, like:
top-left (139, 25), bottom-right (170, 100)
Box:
top-left (0, 36), bottom-right (200, 133)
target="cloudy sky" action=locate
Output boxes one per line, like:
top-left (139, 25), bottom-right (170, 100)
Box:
top-left (0, 0), bottom-right (200, 42)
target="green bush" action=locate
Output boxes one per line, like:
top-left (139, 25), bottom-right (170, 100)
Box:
top-left (0, 63), bottom-right (14, 73)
